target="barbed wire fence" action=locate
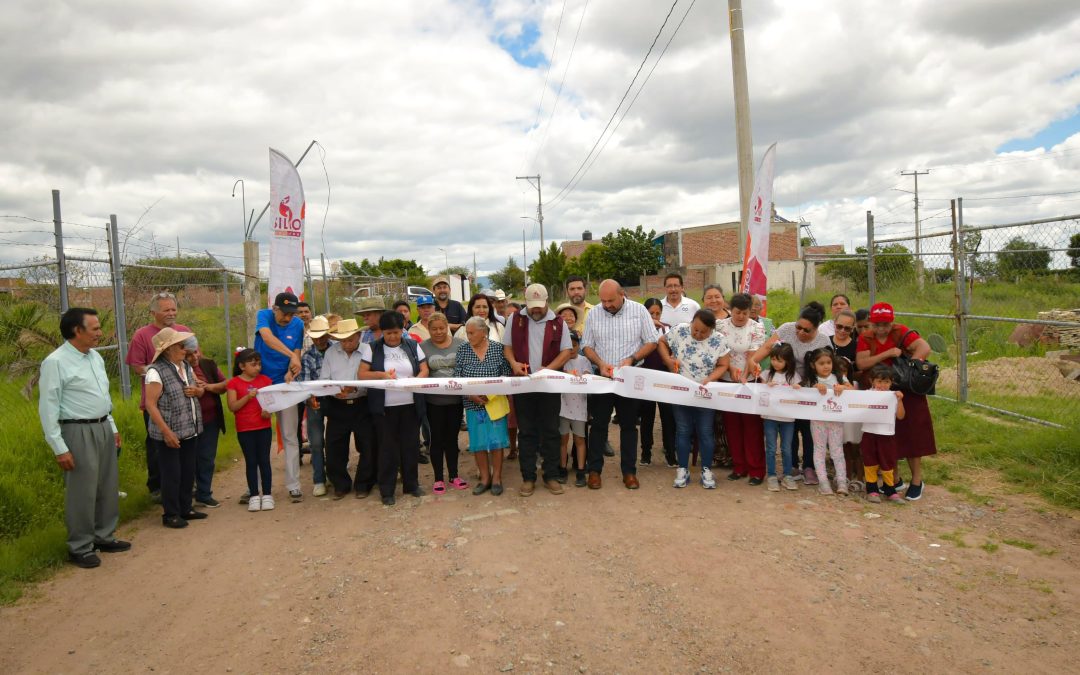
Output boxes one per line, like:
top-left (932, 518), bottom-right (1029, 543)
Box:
top-left (802, 201), bottom-right (1080, 428)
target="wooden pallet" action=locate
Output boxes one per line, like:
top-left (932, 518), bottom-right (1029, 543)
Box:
top-left (1037, 309), bottom-right (1080, 348)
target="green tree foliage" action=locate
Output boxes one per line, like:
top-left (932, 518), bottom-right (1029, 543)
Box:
top-left (995, 237), bottom-right (1051, 278)
top-left (1066, 232), bottom-right (1080, 269)
top-left (441, 265), bottom-right (472, 278)
top-left (600, 226), bottom-right (661, 284)
top-left (490, 257), bottom-right (526, 294)
top-left (340, 257), bottom-right (428, 286)
top-left (563, 244), bottom-right (616, 282)
top-left (528, 243), bottom-right (567, 291)
top-left (122, 255), bottom-right (222, 288)
top-left (818, 244), bottom-right (915, 291)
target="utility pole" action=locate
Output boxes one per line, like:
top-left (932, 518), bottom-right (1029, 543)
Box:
top-left (523, 226), bottom-right (529, 286)
top-left (901, 169), bottom-right (929, 288)
top-left (515, 175), bottom-right (544, 249)
top-left (729, 0), bottom-right (754, 259)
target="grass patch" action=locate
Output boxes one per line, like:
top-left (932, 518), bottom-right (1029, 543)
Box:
top-left (0, 380), bottom-right (241, 605)
top-left (1002, 538), bottom-right (1037, 550)
top-left (939, 530), bottom-right (969, 548)
top-left (980, 541), bottom-right (1000, 554)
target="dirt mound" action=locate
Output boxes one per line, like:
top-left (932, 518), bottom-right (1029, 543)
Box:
top-left (939, 356), bottom-right (1080, 397)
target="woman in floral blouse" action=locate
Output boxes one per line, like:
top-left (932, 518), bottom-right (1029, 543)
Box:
top-left (717, 293), bottom-right (768, 486)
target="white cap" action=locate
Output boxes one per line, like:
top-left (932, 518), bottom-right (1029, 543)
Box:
top-left (525, 283), bottom-right (548, 309)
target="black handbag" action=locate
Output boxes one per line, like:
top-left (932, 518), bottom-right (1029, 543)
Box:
top-left (892, 330), bottom-right (939, 395)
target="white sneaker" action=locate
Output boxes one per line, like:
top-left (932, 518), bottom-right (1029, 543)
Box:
top-left (782, 475), bottom-right (799, 491)
top-left (766, 476), bottom-right (780, 492)
top-left (701, 467), bottom-right (717, 489)
top-left (312, 483), bottom-right (327, 497)
top-left (248, 495), bottom-right (262, 512)
top-left (673, 467), bottom-right (690, 488)
top-left (261, 494), bottom-right (275, 510)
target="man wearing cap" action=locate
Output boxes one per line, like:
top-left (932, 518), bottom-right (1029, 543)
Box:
top-left (319, 319), bottom-right (379, 499)
top-left (40, 308), bottom-right (127, 568)
top-left (409, 295), bottom-right (437, 341)
top-left (493, 290), bottom-right (509, 324)
top-left (564, 276), bottom-right (593, 333)
top-left (432, 276), bottom-right (467, 333)
top-left (581, 279), bottom-right (659, 490)
top-left (125, 291), bottom-right (191, 502)
top-left (503, 283), bottom-right (574, 496)
top-left (254, 292), bottom-right (305, 503)
top-left (300, 316), bottom-right (332, 496)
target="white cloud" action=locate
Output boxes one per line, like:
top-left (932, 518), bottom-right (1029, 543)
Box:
top-left (1, 0), bottom-right (1079, 278)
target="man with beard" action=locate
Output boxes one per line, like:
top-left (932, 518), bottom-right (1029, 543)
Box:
top-left (431, 276), bottom-right (467, 333)
top-left (564, 275), bottom-right (592, 333)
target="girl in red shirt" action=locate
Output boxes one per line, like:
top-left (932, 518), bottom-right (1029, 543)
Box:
top-left (227, 349), bottom-right (274, 512)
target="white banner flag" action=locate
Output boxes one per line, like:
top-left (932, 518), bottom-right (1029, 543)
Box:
top-left (740, 143), bottom-right (777, 314)
top-left (268, 147), bottom-right (305, 306)
top-left (257, 366), bottom-right (895, 430)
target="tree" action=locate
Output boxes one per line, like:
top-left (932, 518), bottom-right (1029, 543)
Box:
top-left (528, 243), bottom-right (567, 292)
top-left (600, 225), bottom-right (661, 284)
top-left (818, 244), bottom-right (915, 291)
top-left (564, 243), bottom-right (615, 282)
top-left (340, 257), bottom-right (428, 287)
top-left (441, 265), bottom-right (472, 278)
top-left (1067, 232), bottom-right (1080, 269)
top-left (122, 255), bottom-right (222, 288)
top-left (490, 257), bottom-right (526, 294)
top-left (996, 237), bottom-right (1051, 278)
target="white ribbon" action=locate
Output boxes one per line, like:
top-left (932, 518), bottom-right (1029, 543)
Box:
top-left (257, 366), bottom-right (895, 431)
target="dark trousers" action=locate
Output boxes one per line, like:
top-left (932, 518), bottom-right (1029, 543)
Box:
top-left (639, 401), bottom-right (675, 463)
top-left (154, 435), bottom-right (197, 519)
top-left (587, 393), bottom-right (640, 476)
top-left (427, 401), bottom-right (463, 482)
top-left (515, 392), bottom-right (562, 482)
top-left (794, 418), bottom-right (814, 470)
top-left (194, 420), bottom-right (220, 501)
top-left (143, 410), bottom-right (160, 493)
top-left (238, 428), bottom-right (272, 495)
top-left (376, 404), bottom-right (421, 498)
top-left (325, 398), bottom-right (377, 494)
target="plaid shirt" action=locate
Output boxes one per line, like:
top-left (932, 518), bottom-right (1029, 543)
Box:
top-left (581, 298), bottom-right (659, 367)
top-left (300, 344), bottom-right (327, 382)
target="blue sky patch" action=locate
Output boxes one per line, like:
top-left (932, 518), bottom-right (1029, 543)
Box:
top-left (496, 21), bottom-right (547, 68)
top-left (997, 110), bottom-right (1080, 152)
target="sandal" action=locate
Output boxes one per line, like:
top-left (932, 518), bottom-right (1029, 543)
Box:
top-left (450, 477), bottom-right (469, 490)
top-left (432, 480), bottom-right (447, 495)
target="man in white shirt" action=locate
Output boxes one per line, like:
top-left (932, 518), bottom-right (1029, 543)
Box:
top-left (659, 273), bottom-right (700, 327)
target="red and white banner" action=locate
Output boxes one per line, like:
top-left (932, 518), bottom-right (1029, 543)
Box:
top-left (740, 142), bottom-right (777, 314)
top-left (268, 147), bottom-right (305, 306)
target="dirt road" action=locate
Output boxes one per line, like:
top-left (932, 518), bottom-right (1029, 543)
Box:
top-left (2, 428), bottom-right (1078, 673)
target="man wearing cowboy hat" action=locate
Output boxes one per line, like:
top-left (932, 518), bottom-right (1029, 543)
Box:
top-left (355, 297), bottom-right (386, 345)
top-left (300, 316), bottom-right (333, 496)
top-left (39, 308), bottom-right (127, 568)
top-left (254, 291), bottom-right (305, 503)
top-left (431, 276), bottom-right (467, 333)
top-left (319, 318), bottom-right (380, 499)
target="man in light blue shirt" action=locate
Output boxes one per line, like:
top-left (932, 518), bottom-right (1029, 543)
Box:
top-left (38, 308), bottom-right (128, 569)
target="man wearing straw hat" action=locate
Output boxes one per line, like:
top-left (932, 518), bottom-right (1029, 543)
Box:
top-left (254, 292), bottom-right (305, 503)
top-left (300, 316), bottom-right (332, 497)
top-left (39, 308), bottom-right (127, 568)
top-left (319, 318), bottom-right (379, 499)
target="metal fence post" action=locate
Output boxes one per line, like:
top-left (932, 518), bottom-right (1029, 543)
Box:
top-left (305, 257), bottom-right (314, 305)
top-left (798, 257), bottom-right (808, 306)
top-left (52, 189), bottom-right (69, 313)
top-left (108, 214), bottom-right (131, 399)
top-left (320, 253), bottom-right (330, 314)
top-left (866, 210), bottom-right (876, 306)
top-left (243, 240), bottom-right (260, 344)
top-left (223, 268), bottom-right (232, 373)
top-left (955, 198), bottom-right (969, 403)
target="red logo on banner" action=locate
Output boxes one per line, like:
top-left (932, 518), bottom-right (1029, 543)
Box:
top-left (273, 196), bottom-right (304, 238)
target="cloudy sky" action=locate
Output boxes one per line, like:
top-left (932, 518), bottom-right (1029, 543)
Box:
top-left (2, 0), bottom-right (1079, 278)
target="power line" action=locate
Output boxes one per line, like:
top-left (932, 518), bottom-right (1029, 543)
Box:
top-left (519, 0), bottom-right (569, 174)
top-left (547, 0), bottom-right (697, 213)
top-left (544, 0), bottom-right (682, 209)
top-left (528, 0), bottom-right (591, 172)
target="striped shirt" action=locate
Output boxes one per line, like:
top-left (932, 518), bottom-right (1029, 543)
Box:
top-left (581, 298), bottom-right (659, 367)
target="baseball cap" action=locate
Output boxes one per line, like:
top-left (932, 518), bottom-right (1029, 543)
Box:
top-left (431, 275), bottom-right (450, 289)
top-left (869, 302), bottom-right (895, 323)
top-left (525, 283), bottom-right (548, 309)
top-left (416, 294), bottom-right (435, 306)
top-left (274, 291), bottom-right (299, 313)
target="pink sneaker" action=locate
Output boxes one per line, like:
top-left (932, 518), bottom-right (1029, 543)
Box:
top-left (432, 481), bottom-right (447, 495)
top-left (888, 492), bottom-right (905, 503)
top-left (803, 468), bottom-right (819, 486)
top-left (450, 477), bottom-right (469, 490)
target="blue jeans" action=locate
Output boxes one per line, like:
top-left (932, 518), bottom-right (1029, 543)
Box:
top-left (762, 419), bottom-right (795, 477)
top-left (194, 420), bottom-right (221, 501)
top-left (674, 405), bottom-right (715, 470)
top-left (306, 402), bottom-right (326, 485)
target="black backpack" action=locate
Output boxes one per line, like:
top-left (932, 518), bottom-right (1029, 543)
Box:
top-left (892, 330), bottom-right (939, 395)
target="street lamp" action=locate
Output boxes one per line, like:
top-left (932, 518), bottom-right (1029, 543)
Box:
top-left (437, 247), bottom-right (449, 274)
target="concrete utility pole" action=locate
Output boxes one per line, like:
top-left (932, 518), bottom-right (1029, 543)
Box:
top-left (515, 175), bottom-right (544, 249)
top-left (901, 169), bottom-right (929, 288)
top-left (729, 0), bottom-right (754, 259)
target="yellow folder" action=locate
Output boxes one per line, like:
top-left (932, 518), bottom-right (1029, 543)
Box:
top-left (484, 394), bottom-right (510, 421)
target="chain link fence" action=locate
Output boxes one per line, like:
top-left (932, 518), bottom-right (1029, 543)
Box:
top-left (802, 202), bottom-right (1080, 428)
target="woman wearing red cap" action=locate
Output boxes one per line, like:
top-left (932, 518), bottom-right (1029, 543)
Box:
top-left (855, 302), bottom-right (936, 500)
